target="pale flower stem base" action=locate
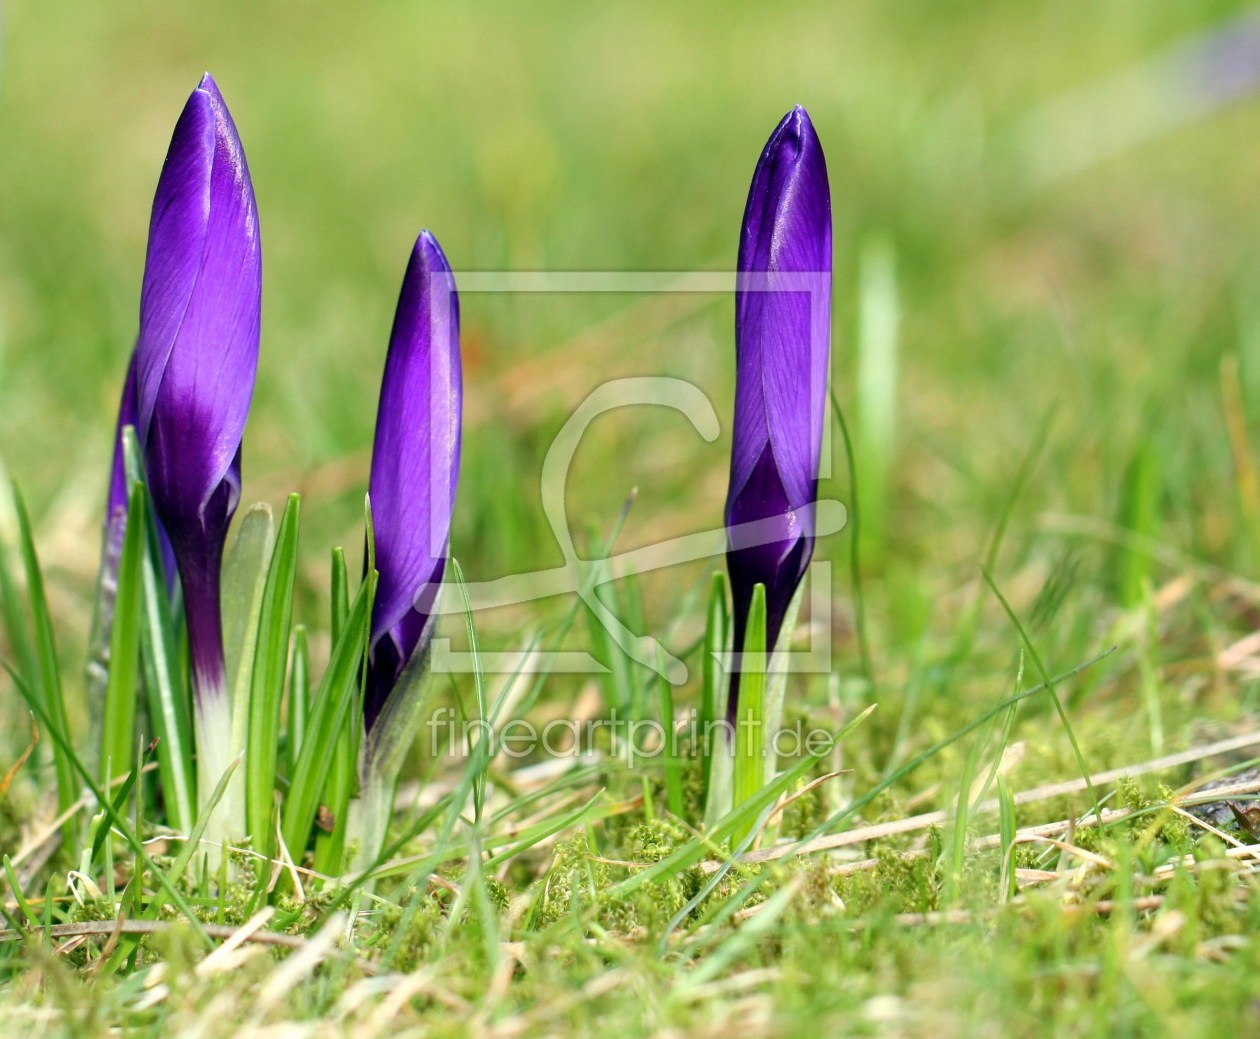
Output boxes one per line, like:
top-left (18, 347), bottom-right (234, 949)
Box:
top-left (704, 582), bottom-right (806, 831)
top-left (344, 769), bottom-right (396, 878)
top-left (194, 687), bottom-right (243, 864)
top-left (762, 582), bottom-right (806, 789)
top-left (343, 649), bottom-right (437, 876)
top-left (703, 724), bottom-right (734, 828)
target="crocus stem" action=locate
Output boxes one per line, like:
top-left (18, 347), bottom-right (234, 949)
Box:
top-left (759, 580), bottom-right (806, 788)
top-left (732, 584), bottom-right (768, 843)
top-left (194, 691), bottom-right (239, 852)
top-left (344, 764), bottom-right (396, 880)
top-left (347, 654), bottom-right (435, 872)
top-left (178, 537), bottom-right (241, 845)
top-left (714, 579), bottom-right (806, 834)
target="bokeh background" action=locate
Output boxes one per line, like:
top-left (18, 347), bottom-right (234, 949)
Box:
top-left (3, 1), bottom-right (1260, 724)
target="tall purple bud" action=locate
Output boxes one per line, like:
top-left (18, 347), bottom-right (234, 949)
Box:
top-left (724, 106), bottom-right (831, 721)
top-left (345, 231), bottom-right (460, 870)
top-left (133, 73), bottom-right (261, 797)
top-left (364, 231), bottom-right (462, 743)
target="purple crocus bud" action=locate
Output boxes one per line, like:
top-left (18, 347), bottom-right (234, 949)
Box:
top-left (364, 232), bottom-right (461, 736)
top-left (724, 106), bottom-right (831, 716)
top-left (133, 75), bottom-right (260, 740)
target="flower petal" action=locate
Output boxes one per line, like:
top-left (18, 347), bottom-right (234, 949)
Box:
top-left (725, 106), bottom-right (831, 670)
top-left (365, 231), bottom-right (462, 727)
top-left (728, 105), bottom-right (831, 520)
top-left (133, 73), bottom-right (261, 706)
top-left (136, 73), bottom-right (260, 543)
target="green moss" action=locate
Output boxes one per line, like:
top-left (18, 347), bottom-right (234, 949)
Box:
top-left (535, 834), bottom-right (611, 929)
top-left (372, 893), bottom-right (445, 973)
top-left (779, 779), bottom-right (827, 840)
top-left (837, 844), bottom-right (940, 916)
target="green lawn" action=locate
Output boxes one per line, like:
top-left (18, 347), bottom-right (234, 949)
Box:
top-left (4, 1), bottom-right (1260, 1035)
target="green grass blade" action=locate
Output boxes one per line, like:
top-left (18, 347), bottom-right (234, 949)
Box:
top-left (330, 546), bottom-right (349, 643)
top-left (223, 501), bottom-right (277, 826)
top-left (828, 390), bottom-right (873, 694)
top-left (982, 407), bottom-right (1057, 577)
top-left (86, 735), bottom-right (156, 881)
top-left (948, 407), bottom-right (1057, 670)
top-left (731, 584), bottom-right (767, 845)
top-left (10, 484), bottom-right (75, 830)
top-left (286, 625), bottom-right (310, 773)
top-left (2, 856), bottom-right (38, 930)
top-left (811, 648), bottom-right (1115, 842)
top-left (308, 548), bottom-right (354, 872)
top-left (281, 573), bottom-right (374, 862)
top-left (678, 876), bottom-right (800, 989)
top-left (0, 518), bottom-right (39, 729)
top-left (312, 738), bottom-right (352, 878)
top-left (100, 485), bottom-right (145, 793)
top-left (583, 557), bottom-right (632, 716)
top-left (611, 703), bottom-right (877, 900)
top-left (1138, 578), bottom-right (1165, 755)
top-left (997, 773), bottom-right (1017, 902)
top-left (451, 558), bottom-right (488, 822)
top-left (947, 733), bottom-right (982, 904)
top-left (980, 566), bottom-right (1101, 820)
top-left (699, 571), bottom-right (728, 799)
top-left (4, 662), bottom-right (209, 943)
top-left (314, 549), bottom-right (355, 875)
top-left (1116, 434), bottom-right (1160, 609)
top-left (246, 494), bottom-right (300, 862)
top-left (960, 654), bottom-right (1023, 823)
top-left (122, 428), bottom-right (195, 831)
top-left (145, 754), bottom-right (241, 916)
top-left (657, 652), bottom-right (684, 817)
top-left (502, 496), bottom-right (634, 726)
top-left (88, 737), bottom-right (156, 871)
top-left (481, 792), bottom-right (608, 871)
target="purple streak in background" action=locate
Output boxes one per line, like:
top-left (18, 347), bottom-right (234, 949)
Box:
top-left (107, 352), bottom-right (140, 534)
top-left (134, 73), bottom-right (261, 701)
top-left (724, 106), bottom-right (831, 724)
top-left (106, 350), bottom-right (176, 590)
top-left (363, 232), bottom-right (462, 736)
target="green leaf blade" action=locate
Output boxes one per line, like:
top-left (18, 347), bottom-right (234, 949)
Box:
top-left (245, 494), bottom-right (301, 863)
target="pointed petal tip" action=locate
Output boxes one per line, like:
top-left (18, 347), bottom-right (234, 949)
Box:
top-left (413, 229), bottom-right (452, 272)
top-left (191, 74), bottom-right (244, 151)
top-left (773, 104), bottom-right (819, 147)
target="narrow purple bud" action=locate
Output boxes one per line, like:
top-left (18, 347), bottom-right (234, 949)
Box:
top-left (134, 73), bottom-right (261, 702)
top-left (364, 232), bottom-right (462, 734)
top-left (724, 106), bottom-right (831, 721)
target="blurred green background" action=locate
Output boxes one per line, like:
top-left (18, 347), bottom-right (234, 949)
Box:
top-left (3, 0), bottom-right (1260, 701)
